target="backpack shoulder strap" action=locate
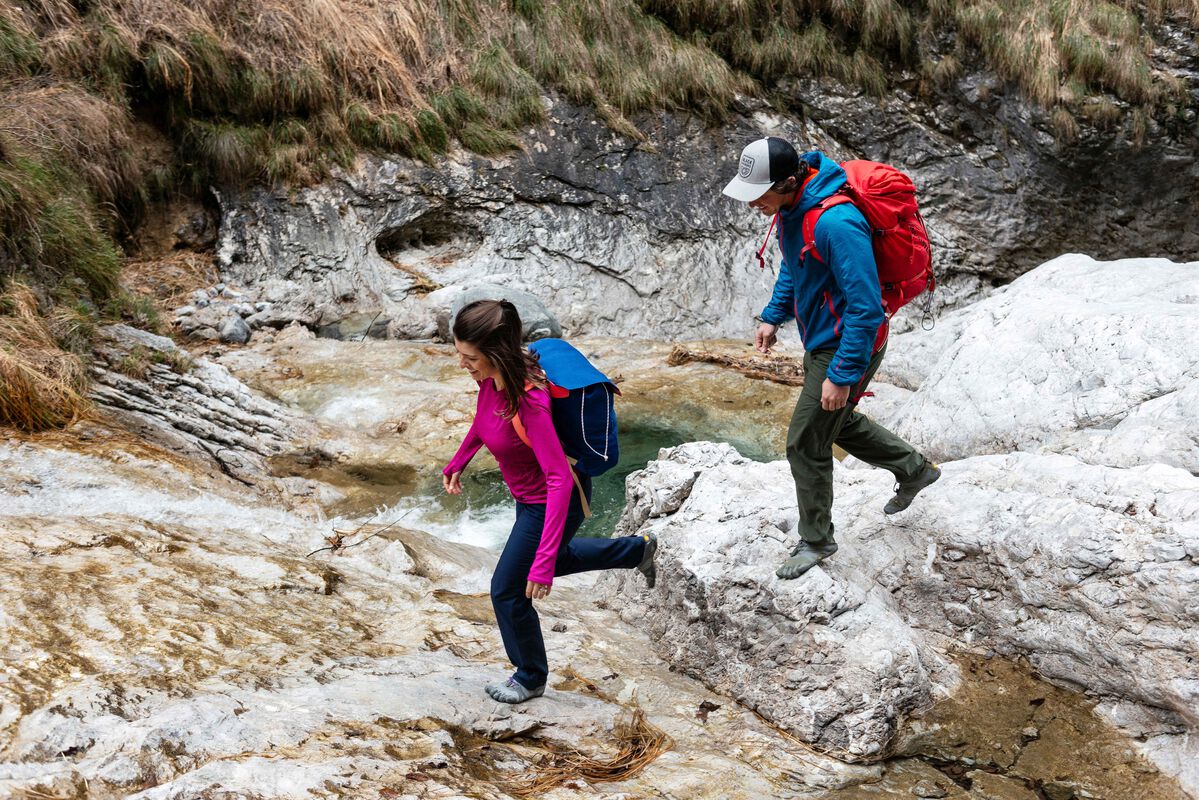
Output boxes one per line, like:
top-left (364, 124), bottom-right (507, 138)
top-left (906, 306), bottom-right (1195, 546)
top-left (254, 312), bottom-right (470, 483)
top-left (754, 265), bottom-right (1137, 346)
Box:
top-left (509, 395), bottom-right (592, 519)
top-left (510, 409), bottom-right (531, 448)
top-left (801, 193), bottom-right (853, 264)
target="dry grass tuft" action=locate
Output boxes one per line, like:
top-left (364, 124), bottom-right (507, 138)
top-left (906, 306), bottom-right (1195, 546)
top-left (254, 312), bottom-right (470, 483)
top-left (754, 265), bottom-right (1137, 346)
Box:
top-left (0, 81), bottom-right (143, 212)
top-left (122, 251), bottom-right (219, 315)
top-left (503, 708), bottom-right (673, 797)
top-left (0, 284), bottom-right (91, 432)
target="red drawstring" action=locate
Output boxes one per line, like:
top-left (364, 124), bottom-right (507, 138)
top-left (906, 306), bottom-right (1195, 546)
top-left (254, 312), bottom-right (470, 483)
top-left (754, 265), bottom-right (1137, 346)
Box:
top-left (755, 212), bottom-right (778, 269)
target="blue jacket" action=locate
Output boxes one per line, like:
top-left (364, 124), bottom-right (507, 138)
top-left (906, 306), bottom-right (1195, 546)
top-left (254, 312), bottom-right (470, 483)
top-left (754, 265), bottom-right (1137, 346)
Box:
top-left (760, 152), bottom-right (885, 386)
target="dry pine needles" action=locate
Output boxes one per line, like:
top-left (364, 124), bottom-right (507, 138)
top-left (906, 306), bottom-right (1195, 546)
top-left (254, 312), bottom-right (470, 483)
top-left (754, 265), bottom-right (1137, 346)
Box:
top-left (502, 708), bottom-right (673, 798)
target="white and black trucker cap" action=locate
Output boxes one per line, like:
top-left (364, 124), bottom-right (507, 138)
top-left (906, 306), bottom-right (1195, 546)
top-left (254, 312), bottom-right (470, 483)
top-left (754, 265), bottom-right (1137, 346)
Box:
top-left (721, 137), bottom-right (800, 202)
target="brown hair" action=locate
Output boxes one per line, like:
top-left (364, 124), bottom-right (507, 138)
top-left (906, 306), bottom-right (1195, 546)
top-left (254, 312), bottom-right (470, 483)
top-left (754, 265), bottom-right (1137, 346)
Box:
top-left (769, 160), bottom-right (811, 194)
top-left (452, 299), bottom-right (545, 419)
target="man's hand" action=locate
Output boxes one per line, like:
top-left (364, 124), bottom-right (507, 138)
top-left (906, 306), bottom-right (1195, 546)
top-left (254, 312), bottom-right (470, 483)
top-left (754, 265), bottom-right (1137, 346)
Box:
top-left (821, 380), bottom-right (850, 412)
top-left (442, 471), bottom-right (463, 495)
top-left (755, 322), bottom-right (779, 354)
top-left (526, 580), bottom-right (551, 600)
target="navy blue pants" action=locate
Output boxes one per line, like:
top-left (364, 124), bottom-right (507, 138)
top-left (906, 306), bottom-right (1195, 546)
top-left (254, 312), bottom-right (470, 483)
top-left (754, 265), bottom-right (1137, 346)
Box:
top-left (491, 478), bottom-right (645, 689)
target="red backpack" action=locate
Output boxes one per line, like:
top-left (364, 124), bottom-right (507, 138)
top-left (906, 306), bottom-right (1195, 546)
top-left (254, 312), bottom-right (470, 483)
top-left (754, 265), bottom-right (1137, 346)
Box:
top-left (759, 160), bottom-right (935, 316)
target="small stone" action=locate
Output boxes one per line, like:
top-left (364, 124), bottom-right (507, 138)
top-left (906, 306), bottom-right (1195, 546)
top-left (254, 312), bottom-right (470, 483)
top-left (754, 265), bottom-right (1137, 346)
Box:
top-left (245, 312), bottom-right (272, 330)
top-left (175, 305), bottom-right (196, 317)
top-left (1042, 781), bottom-right (1076, 800)
top-left (1021, 725), bottom-right (1039, 740)
top-left (214, 282), bottom-right (226, 293)
top-left (219, 315), bottom-right (251, 345)
top-left (912, 779), bottom-right (947, 798)
top-left (551, 622), bottom-right (567, 632)
top-left (222, 288), bottom-right (241, 300)
top-left (255, 301), bottom-right (269, 312)
top-left (188, 326), bottom-right (220, 342)
top-left (190, 290), bottom-right (211, 307)
top-left (237, 303), bottom-right (255, 317)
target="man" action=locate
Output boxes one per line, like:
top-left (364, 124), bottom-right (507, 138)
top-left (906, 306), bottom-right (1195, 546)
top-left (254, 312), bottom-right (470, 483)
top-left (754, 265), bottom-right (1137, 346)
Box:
top-left (723, 137), bottom-right (940, 579)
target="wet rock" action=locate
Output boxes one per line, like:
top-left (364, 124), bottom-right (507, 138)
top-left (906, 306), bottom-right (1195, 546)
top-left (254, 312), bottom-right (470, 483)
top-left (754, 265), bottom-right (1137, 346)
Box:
top-left (448, 284), bottom-right (562, 342)
top-left (219, 314), bottom-right (251, 345)
top-left (0, 437), bottom-right (882, 800)
top-left (912, 779), bottom-right (949, 798)
top-left (968, 772), bottom-right (1038, 800)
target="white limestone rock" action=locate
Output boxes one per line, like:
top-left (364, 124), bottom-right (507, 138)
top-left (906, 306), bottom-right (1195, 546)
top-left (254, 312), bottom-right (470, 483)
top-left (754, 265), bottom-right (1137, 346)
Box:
top-left (598, 442), bottom-right (1199, 794)
top-left (601, 442), bottom-right (960, 759)
top-left (888, 255), bottom-right (1199, 472)
top-left (90, 325), bottom-right (312, 482)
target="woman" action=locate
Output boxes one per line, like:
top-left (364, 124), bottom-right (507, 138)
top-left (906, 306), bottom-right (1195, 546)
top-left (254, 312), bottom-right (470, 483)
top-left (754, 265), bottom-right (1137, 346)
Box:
top-left (442, 299), bottom-right (656, 704)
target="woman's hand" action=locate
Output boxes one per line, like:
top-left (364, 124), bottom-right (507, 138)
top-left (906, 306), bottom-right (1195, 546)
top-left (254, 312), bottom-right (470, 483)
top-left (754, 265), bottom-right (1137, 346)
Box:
top-left (442, 471), bottom-right (463, 495)
top-left (526, 580), bottom-right (551, 600)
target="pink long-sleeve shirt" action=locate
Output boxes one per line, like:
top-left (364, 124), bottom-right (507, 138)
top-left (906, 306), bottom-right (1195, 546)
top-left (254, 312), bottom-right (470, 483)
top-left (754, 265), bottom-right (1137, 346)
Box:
top-left (442, 379), bottom-right (572, 586)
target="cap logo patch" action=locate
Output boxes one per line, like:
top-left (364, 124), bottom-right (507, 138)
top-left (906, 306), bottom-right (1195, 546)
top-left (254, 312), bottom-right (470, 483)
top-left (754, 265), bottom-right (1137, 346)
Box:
top-left (739, 154), bottom-right (755, 179)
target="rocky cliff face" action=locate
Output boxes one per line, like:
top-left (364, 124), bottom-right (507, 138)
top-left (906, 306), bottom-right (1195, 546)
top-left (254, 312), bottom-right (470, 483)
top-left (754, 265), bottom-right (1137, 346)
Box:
top-left (208, 68), bottom-right (1199, 341)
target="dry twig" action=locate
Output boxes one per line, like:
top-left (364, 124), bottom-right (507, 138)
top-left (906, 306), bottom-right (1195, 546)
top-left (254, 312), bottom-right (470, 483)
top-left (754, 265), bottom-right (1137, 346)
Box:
top-left (667, 345), bottom-right (804, 386)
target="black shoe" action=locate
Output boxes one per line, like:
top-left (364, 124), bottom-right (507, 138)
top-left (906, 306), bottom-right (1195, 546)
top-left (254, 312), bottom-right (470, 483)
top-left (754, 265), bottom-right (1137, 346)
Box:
top-left (776, 539), bottom-right (839, 580)
top-left (637, 533), bottom-right (658, 588)
top-left (884, 462), bottom-right (941, 515)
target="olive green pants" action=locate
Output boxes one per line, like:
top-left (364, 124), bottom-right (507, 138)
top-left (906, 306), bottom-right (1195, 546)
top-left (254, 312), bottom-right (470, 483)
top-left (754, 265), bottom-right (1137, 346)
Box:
top-left (786, 346), bottom-right (925, 544)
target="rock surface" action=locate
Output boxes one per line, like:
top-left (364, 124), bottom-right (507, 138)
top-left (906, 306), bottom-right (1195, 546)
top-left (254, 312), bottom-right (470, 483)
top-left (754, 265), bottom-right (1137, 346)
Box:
top-left (0, 436), bottom-right (886, 800)
top-left (598, 442), bottom-right (1199, 795)
top-left (449, 282), bottom-right (563, 341)
top-left (886, 255), bottom-right (1199, 472)
top-left (211, 83), bottom-right (1199, 339)
top-left (89, 324), bottom-right (313, 483)
top-left (600, 442), bottom-right (962, 759)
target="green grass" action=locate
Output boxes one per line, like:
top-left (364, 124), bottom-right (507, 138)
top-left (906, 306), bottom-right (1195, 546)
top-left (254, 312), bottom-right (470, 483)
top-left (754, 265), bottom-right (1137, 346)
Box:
top-left (0, 150), bottom-right (122, 305)
top-left (0, 14), bottom-right (40, 77)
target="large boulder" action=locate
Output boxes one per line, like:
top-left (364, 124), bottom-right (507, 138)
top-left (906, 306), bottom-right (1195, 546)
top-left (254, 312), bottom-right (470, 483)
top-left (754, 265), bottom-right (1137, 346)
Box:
top-left (446, 283), bottom-right (562, 341)
top-left (598, 442), bottom-right (1199, 794)
top-left (599, 442), bottom-right (960, 759)
top-left (887, 255), bottom-right (1199, 472)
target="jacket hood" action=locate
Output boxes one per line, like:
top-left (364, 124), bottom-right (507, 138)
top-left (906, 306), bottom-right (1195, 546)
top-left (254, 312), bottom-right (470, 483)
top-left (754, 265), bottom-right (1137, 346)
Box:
top-left (781, 151), bottom-right (846, 221)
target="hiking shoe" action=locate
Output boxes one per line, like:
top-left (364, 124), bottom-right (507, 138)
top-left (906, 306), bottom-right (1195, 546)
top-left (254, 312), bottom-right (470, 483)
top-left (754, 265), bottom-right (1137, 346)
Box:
top-left (776, 539), bottom-right (839, 580)
top-left (884, 462), bottom-right (941, 515)
top-left (637, 532), bottom-right (658, 588)
top-left (485, 677), bottom-right (545, 704)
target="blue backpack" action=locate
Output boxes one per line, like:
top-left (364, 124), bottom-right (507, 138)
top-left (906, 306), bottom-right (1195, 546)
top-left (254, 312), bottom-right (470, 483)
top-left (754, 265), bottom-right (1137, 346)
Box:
top-left (511, 338), bottom-right (620, 489)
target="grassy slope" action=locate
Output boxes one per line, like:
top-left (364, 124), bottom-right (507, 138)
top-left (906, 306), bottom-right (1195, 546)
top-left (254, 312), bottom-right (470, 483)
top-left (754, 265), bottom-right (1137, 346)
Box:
top-left (0, 0), bottom-right (1195, 430)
